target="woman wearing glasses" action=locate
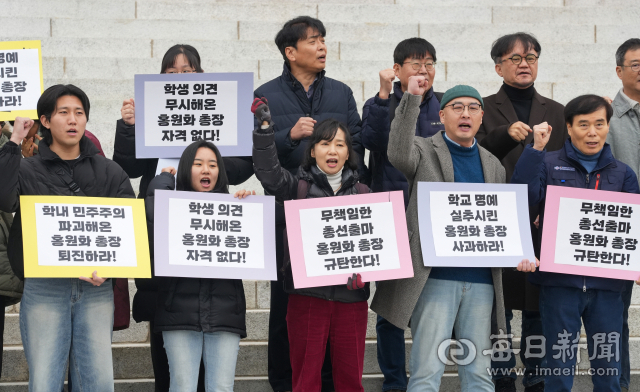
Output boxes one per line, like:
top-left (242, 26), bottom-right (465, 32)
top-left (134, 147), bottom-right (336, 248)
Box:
top-left (112, 44), bottom-right (253, 392)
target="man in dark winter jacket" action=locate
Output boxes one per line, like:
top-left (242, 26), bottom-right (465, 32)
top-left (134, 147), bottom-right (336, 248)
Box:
top-left (360, 37), bottom-right (444, 392)
top-left (476, 33), bottom-right (568, 392)
top-left (512, 94), bottom-right (639, 392)
top-left (253, 15), bottom-right (365, 392)
top-left (0, 84), bottom-right (135, 391)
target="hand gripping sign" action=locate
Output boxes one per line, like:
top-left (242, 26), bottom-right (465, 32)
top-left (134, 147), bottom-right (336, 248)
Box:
top-left (134, 72), bottom-right (254, 159)
top-left (284, 191), bottom-right (413, 289)
top-left (20, 196), bottom-right (151, 278)
top-left (153, 190), bottom-right (277, 280)
top-left (0, 40), bottom-right (44, 121)
top-left (417, 182), bottom-right (535, 267)
top-left (540, 185), bottom-right (640, 281)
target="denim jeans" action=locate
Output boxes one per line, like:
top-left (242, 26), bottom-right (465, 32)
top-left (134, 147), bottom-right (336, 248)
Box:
top-left (539, 285), bottom-right (622, 392)
top-left (491, 309), bottom-right (545, 387)
top-left (408, 278), bottom-right (494, 392)
top-left (163, 330), bottom-right (241, 392)
top-left (376, 315), bottom-right (408, 391)
top-left (621, 281), bottom-right (633, 390)
top-left (20, 278), bottom-right (114, 392)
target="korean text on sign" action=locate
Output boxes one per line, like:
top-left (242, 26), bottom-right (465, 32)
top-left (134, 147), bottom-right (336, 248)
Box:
top-left (0, 40), bottom-right (44, 120)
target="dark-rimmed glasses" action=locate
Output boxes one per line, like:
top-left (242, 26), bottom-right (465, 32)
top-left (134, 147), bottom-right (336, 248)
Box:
top-left (501, 54), bottom-right (539, 65)
top-left (403, 61), bottom-right (436, 71)
top-left (444, 103), bottom-right (482, 115)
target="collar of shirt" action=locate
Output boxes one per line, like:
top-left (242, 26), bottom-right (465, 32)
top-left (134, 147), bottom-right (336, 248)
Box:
top-left (306, 76), bottom-right (319, 99)
top-left (443, 130), bottom-right (477, 148)
top-left (620, 87), bottom-right (640, 111)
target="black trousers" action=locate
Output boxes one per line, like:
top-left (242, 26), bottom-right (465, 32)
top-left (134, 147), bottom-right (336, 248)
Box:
top-left (268, 218), bottom-right (334, 392)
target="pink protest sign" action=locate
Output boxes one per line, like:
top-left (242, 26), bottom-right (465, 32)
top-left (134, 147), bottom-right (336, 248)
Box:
top-left (540, 185), bottom-right (640, 281)
top-left (284, 191), bottom-right (413, 289)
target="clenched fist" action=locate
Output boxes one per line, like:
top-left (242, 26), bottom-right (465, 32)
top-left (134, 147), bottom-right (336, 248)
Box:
top-left (378, 68), bottom-right (395, 100)
top-left (10, 117), bottom-right (34, 145)
top-left (508, 121), bottom-right (531, 142)
top-left (407, 75), bottom-right (428, 97)
top-left (290, 117), bottom-right (316, 141)
top-left (121, 98), bottom-right (135, 126)
top-left (532, 122), bottom-right (553, 151)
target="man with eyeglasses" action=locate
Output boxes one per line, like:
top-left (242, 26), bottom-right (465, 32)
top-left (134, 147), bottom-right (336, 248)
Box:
top-left (476, 33), bottom-right (568, 392)
top-left (604, 38), bottom-right (640, 392)
top-left (372, 80), bottom-right (513, 392)
top-left (360, 37), bottom-right (444, 392)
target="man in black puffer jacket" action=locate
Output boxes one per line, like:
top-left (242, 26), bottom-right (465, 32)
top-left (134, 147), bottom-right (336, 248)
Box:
top-left (254, 16), bottom-right (366, 392)
top-left (0, 85), bottom-right (134, 392)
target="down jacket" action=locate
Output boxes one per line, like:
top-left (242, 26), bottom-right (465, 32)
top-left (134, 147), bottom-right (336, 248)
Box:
top-left (146, 172), bottom-right (246, 337)
top-left (512, 140), bottom-right (640, 292)
top-left (252, 126), bottom-right (370, 303)
top-left (254, 63), bottom-right (367, 180)
top-left (0, 136), bottom-right (135, 278)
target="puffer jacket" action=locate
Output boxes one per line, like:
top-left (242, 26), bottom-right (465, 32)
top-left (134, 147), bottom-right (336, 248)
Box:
top-left (0, 212), bottom-right (22, 304)
top-left (146, 172), bottom-right (246, 337)
top-left (361, 82), bottom-right (444, 205)
top-left (512, 140), bottom-right (640, 292)
top-left (0, 136), bottom-right (135, 278)
top-left (252, 127), bottom-right (370, 303)
top-left (113, 119), bottom-right (255, 322)
top-left (254, 63), bottom-right (367, 181)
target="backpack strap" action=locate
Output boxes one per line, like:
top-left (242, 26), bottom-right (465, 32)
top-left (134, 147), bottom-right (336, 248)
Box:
top-left (45, 161), bottom-right (86, 196)
top-left (297, 179), bottom-right (311, 200)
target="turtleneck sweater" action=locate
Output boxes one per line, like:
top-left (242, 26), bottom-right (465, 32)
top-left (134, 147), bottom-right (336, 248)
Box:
top-left (503, 82), bottom-right (535, 124)
top-left (317, 165), bottom-right (343, 193)
top-left (571, 143), bottom-right (602, 174)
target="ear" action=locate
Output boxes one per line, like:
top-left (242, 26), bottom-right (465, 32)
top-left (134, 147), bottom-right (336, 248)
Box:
top-left (310, 146), bottom-right (315, 158)
top-left (616, 66), bottom-right (623, 80)
top-left (40, 114), bottom-right (50, 129)
top-left (566, 122), bottom-right (573, 138)
top-left (439, 109), bottom-right (445, 123)
top-left (285, 47), bottom-right (296, 64)
top-left (495, 63), bottom-right (503, 78)
top-left (393, 63), bottom-right (401, 78)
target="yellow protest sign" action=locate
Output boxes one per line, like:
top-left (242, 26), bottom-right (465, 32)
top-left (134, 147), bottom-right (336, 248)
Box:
top-left (20, 196), bottom-right (151, 278)
top-left (0, 40), bottom-right (44, 121)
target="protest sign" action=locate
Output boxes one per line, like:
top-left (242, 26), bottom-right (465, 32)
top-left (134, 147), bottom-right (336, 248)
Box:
top-left (153, 190), bottom-right (276, 280)
top-left (134, 72), bottom-right (253, 158)
top-left (0, 40), bottom-right (44, 121)
top-left (284, 191), bottom-right (413, 289)
top-left (540, 185), bottom-right (640, 281)
top-left (417, 182), bottom-right (535, 267)
top-left (20, 196), bottom-right (150, 278)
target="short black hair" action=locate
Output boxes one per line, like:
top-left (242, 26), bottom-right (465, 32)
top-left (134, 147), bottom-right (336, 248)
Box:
top-left (564, 94), bottom-right (613, 126)
top-left (37, 84), bottom-right (90, 145)
top-left (615, 38), bottom-right (640, 66)
top-left (275, 16), bottom-right (326, 64)
top-left (491, 33), bottom-right (541, 64)
top-left (160, 44), bottom-right (204, 74)
top-left (176, 140), bottom-right (229, 193)
top-left (393, 37), bottom-right (437, 65)
top-left (302, 119), bottom-right (358, 172)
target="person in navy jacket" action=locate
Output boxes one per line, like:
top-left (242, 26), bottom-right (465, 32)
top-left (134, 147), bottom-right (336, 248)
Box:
top-left (512, 94), bottom-right (639, 392)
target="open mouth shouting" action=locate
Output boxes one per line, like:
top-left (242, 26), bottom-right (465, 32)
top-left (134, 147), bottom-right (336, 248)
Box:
top-left (199, 177), bottom-right (212, 189)
top-left (458, 121), bottom-right (473, 132)
top-left (326, 157), bottom-right (338, 169)
top-left (317, 54), bottom-right (326, 63)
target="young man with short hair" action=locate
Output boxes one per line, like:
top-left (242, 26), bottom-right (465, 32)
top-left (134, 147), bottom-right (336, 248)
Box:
top-left (254, 15), bottom-right (365, 392)
top-left (372, 78), bottom-right (512, 392)
top-left (360, 37), bottom-right (444, 392)
top-left (512, 94), bottom-right (639, 392)
top-left (0, 84), bottom-right (135, 392)
top-left (477, 33), bottom-right (569, 392)
top-left (604, 37), bottom-right (640, 392)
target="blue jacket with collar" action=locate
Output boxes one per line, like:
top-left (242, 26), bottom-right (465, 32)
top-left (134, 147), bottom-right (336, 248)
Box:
top-left (512, 140), bottom-right (640, 292)
top-left (361, 82), bottom-right (443, 205)
top-left (254, 63), bottom-right (366, 178)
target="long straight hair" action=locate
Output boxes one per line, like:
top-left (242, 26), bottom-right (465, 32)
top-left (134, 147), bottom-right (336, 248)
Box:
top-left (176, 140), bottom-right (229, 194)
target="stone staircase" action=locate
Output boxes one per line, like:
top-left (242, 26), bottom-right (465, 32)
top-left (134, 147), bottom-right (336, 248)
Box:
top-left (2, 0), bottom-right (640, 390)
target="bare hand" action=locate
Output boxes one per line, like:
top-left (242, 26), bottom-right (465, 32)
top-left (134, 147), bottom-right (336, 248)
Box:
top-left (290, 117), bottom-right (316, 141)
top-left (517, 258), bottom-right (540, 272)
top-left (407, 75), bottom-right (428, 96)
top-left (21, 134), bottom-right (41, 157)
top-left (161, 166), bottom-right (176, 176)
top-left (121, 98), bottom-right (135, 126)
top-left (507, 121), bottom-right (531, 142)
top-left (79, 270), bottom-right (107, 286)
top-left (603, 96), bottom-right (613, 105)
top-left (533, 215), bottom-right (540, 229)
top-left (10, 117), bottom-right (34, 144)
top-left (234, 189), bottom-right (256, 199)
top-left (378, 68), bottom-right (396, 100)
top-left (532, 122), bottom-right (553, 151)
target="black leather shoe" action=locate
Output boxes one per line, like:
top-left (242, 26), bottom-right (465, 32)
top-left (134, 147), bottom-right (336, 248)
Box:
top-left (524, 381), bottom-right (545, 392)
top-left (495, 377), bottom-right (516, 392)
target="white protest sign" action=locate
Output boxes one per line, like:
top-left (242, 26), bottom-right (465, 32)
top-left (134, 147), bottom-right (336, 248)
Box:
top-left (0, 41), bottom-right (44, 121)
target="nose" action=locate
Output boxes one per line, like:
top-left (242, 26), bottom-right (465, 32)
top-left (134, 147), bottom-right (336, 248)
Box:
top-left (460, 106), bottom-right (472, 118)
top-left (68, 112), bottom-right (77, 125)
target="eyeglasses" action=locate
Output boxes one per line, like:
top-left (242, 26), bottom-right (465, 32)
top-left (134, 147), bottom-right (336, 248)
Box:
top-left (501, 54), bottom-right (539, 65)
top-left (166, 69), bottom-right (196, 74)
top-left (403, 61), bottom-right (436, 71)
top-left (444, 103), bottom-right (482, 115)
top-left (621, 63), bottom-right (640, 72)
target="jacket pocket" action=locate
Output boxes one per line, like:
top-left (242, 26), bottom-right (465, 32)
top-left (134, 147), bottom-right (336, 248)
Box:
top-left (551, 170), bottom-right (577, 186)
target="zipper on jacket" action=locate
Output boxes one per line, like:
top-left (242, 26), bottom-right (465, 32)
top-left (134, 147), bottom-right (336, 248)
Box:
top-left (585, 173), bottom-right (590, 187)
top-left (583, 277), bottom-right (586, 292)
top-left (595, 173), bottom-right (600, 190)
